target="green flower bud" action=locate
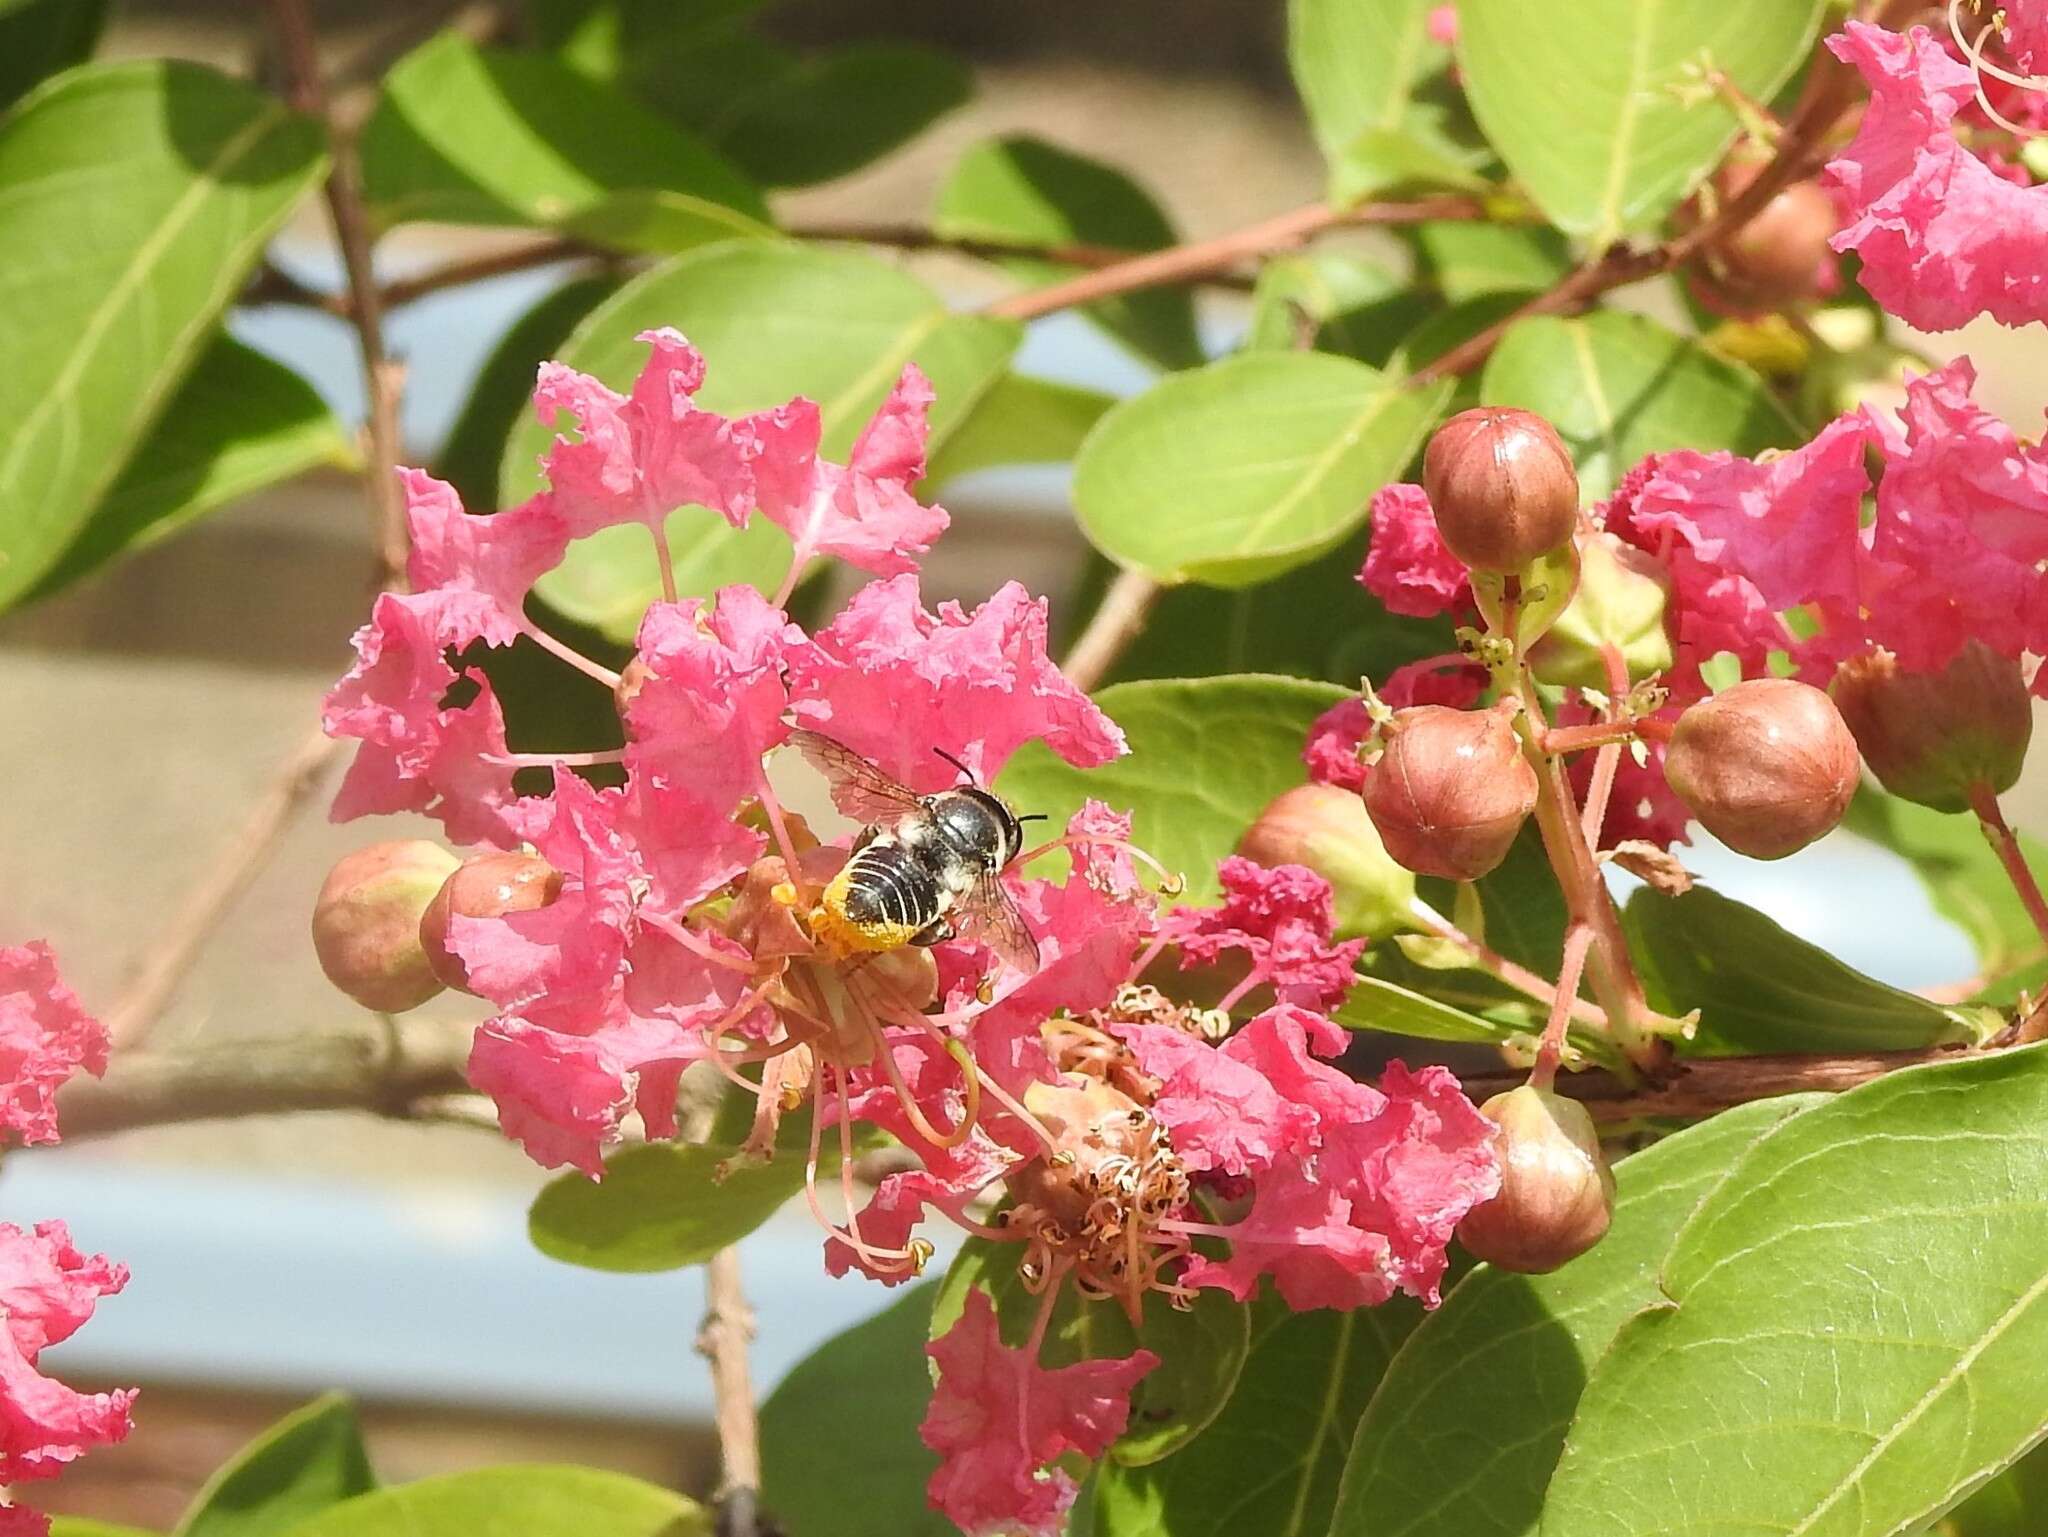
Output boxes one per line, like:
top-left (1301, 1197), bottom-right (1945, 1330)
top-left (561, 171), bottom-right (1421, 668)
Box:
top-left (1829, 643), bottom-right (2032, 814)
top-left (1238, 784), bottom-right (1417, 939)
top-left (312, 841), bottom-right (461, 1012)
top-left (1527, 531), bottom-right (1674, 690)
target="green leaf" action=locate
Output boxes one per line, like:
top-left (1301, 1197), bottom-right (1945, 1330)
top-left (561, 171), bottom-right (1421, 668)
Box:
top-left (1480, 309), bottom-right (1798, 496)
top-left (1330, 1096), bottom-right (1821, 1537)
top-left (924, 372), bottom-right (1115, 489)
top-left (1841, 788), bottom-right (2048, 992)
top-left (1288, 0), bottom-right (1439, 168)
top-left (1095, 1293), bottom-right (1426, 1537)
top-left (1067, 531), bottom-right (1453, 690)
top-left (1328, 123), bottom-right (1490, 204)
top-left (359, 32), bottom-right (768, 250)
top-left (760, 1284), bottom-right (953, 1537)
top-left (1245, 253), bottom-right (1433, 368)
top-left (28, 335), bottom-right (352, 602)
top-left (1073, 354), bottom-right (1451, 587)
top-left (932, 1230), bottom-right (1251, 1468)
top-left (500, 242), bottom-right (1020, 641)
top-left (438, 274), bottom-right (618, 512)
top-left (1459, 0), bottom-right (1827, 241)
top-left (1543, 1045), bottom-right (2048, 1537)
top-left (175, 1394), bottom-right (373, 1537)
top-left (934, 135), bottom-right (1200, 371)
top-left (1335, 969), bottom-right (1525, 1046)
top-left (51, 1523), bottom-right (158, 1537)
top-left (0, 0), bottom-right (104, 112)
top-left (1415, 220), bottom-right (1574, 303)
top-left (1624, 884), bottom-right (1991, 1055)
top-left (1940, 1441), bottom-right (2048, 1536)
top-left (714, 44), bottom-right (969, 189)
top-left (282, 1466), bottom-right (707, 1537)
top-left (0, 60), bottom-right (327, 613)
top-left (528, 1135), bottom-right (822, 1273)
top-left (997, 675), bottom-right (1347, 905)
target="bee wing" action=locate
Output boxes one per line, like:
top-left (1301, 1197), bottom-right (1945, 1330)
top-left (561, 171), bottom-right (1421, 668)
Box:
top-left (955, 870), bottom-right (1042, 976)
top-left (784, 728), bottom-right (925, 823)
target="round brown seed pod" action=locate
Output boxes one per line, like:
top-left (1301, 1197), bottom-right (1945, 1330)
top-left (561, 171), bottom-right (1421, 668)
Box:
top-left (1663, 678), bottom-right (1860, 859)
top-left (1422, 407), bottom-right (1580, 573)
top-left (1456, 1085), bottom-right (1615, 1274)
top-left (1830, 642), bottom-right (2031, 815)
top-left (1362, 705), bottom-right (1538, 881)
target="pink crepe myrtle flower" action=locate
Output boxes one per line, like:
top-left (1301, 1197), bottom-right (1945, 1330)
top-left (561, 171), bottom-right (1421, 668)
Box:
top-left (531, 328), bottom-right (754, 537)
top-left (1360, 483), bottom-right (1471, 619)
top-left (0, 1221), bottom-right (135, 1515)
top-left (921, 1289), bottom-right (1158, 1537)
top-left (1303, 658), bottom-right (1489, 791)
top-left (401, 469), bottom-right (570, 649)
top-left (787, 575), bottom-right (1126, 792)
top-left (1160, 856), bottom-right (1367, 1012)
top-left (1824, 21), bottom-right (2048, 331)
top-left (0, 944), bottom-right (108, 1147)
top-left (746, 365), bottom-right (951, 578)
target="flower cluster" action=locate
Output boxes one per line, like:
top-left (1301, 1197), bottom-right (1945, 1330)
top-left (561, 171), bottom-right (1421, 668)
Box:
top-left (320, 332), bottom-right (1503, 1537)
top-left (0, 946), bottom-right (133, 1536)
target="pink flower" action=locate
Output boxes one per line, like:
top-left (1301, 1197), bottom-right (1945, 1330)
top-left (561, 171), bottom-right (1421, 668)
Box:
top-left (2001, 5), bottom-right (2048, 73)
top-left (1112, 1021), bottom-right (1319, 1176)
top-left (531, 328), bottom-right (754, 537)
top-left (1858, 358), bottom-right (2048, 680)
top-left (623, 587), bottom-right (815, 814)
top-left (0, 945), bottom-right (107, 1147)
top-left (1825, 21), bottom-right (2048, 330)
top-left (323, 592), bottom-right (524, 848)
top-left (745, 366), bottom-right (950, 577)
top-left (1303, 660), bottom-right (1488, 791)
top-left (1564, 702), bottom-right (1693, 850)
top-left (1360, 484), bottom-right (1470, 619)
top-left (1161, 856), bottom-right (1366, 1012)
top-left (0, 1221), bottom-right (134, 1491)
top-left (787, 576), bottom-right (1126, 791)
top-left (401, 469), bottom-right (569, 649)
top-left (921, 1289), bottom-right (1157, 1537)
top-left (1426, 3), bottom-right (1457, 45)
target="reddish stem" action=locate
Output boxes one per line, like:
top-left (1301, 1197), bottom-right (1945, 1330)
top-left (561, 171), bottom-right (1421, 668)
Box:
top-left (1532, 923), bottom-right (1595, 1091)
top-left (1969, 783), bottom-right (2048, 950)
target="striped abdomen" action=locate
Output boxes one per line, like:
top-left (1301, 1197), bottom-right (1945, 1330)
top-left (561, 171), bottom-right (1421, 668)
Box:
top-left (813, 839), bottom-right (945, 958)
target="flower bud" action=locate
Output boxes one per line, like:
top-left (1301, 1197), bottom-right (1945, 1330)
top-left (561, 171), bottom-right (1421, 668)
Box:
top-left (312, 841), bottom-right (462, 1012)
top-left (1663, 678), bottom-right (1860, 859)
top-left (1829, 643), bottom-right (2031, 814)
top-left (1689, 163), bottom-right (1838, 312)
top-left (1456, 1085), bottom-right (1614, 1273)
top-left (1238, 784), bottom-right (1416, 939)
top-left (1363, 705), bottom-right (1538, 881)
top-left (1422, 407), bottom-right (1580, 573)
top-left (417, 851), bottom-right (564, 992)
top-left (1527, 531), bottom-right (1673, 690)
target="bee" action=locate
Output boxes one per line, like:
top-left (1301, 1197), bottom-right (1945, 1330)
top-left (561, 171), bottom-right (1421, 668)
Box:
top-left (787, 729), bottom-right (1044, 974)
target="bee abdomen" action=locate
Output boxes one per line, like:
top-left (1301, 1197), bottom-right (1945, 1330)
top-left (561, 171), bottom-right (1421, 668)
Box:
top-left (841, 842), bottom-right (941, 930)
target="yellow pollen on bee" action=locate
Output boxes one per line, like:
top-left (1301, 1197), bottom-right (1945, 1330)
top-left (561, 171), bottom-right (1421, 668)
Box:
top-left (810, 864), bottom-right (919, 959)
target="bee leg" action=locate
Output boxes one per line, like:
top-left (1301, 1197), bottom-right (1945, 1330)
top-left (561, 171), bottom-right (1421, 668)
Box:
top-left (909, 917), bottom-right (956, 948)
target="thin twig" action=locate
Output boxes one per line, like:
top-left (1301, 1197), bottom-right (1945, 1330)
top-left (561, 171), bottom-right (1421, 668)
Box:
top-left (1059, 567), bottom-right (1162, 692)
top-left (699, 1247), bottom-right (764, 1537)
top-left (1970, 784), bottom-right (2048, 950)
top-left (57, 1014), bottom-right (476, 1139)
top-left (105, 728), bottom-right (344, 1050)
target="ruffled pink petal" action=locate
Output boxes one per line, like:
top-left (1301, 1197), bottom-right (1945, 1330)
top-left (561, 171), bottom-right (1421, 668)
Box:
top-left (1360, 483), bottom-right (1470, 619)
top-left (921, 1290), bottom-right (1157, 1537)
top-left (0, 1222), bottom-right (133, 1486)
top-left (1160, 856), bottom-right (1365, 1012)
top-left (1114, 1021), bottom-right (1319, 1175)
top-left (401, 470), bottom-right (570, 648)
top-left (1303, 660), bottom-right (1488, 791)
top-left (0, 947), bottom-right (107, 1148)
top-left (468, 1017), bottom-right (635, 1177)
top-left (787, 576), bottom-right (1125, 791)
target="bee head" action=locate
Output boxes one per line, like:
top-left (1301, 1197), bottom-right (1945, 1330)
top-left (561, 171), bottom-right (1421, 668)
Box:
top-left (931, 747), bottom-right (1042, 867)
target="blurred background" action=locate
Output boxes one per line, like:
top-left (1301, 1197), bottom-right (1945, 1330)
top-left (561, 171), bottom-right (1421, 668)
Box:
top-left (2, 0), bottom-right (2039, 1525)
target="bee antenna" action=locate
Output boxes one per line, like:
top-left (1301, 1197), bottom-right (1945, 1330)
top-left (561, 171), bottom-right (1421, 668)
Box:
top-left (933, 746), bottom-right (976, 785)
top-left (1015, 813), bottom-right (1049, 825)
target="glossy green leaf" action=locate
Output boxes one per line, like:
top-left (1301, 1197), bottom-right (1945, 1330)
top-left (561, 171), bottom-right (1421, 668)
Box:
top-left (359, 32), bottom-right (768, 250)
top-left (997, 675), bottom-right (1346, 905)
top-left (924, 372), bottom-right (1115, 489)
top-left (1939, 1441), bottom-right (2048, 1536)
top-left (932, 1230), bottom-right (1251, 1468)
top-left (1095, 1292), bottom-right (1426, 1537)
top-left (760, 1284), bottom-right (952, 1537)
top-left (1330, 1096), bottom-right (1821, 1537)
top-left (715, 44), bottom-right (969, 188)
top-left (528, 1136), bottom-right (822, 1273)
top-left (438, 274), bottom-right (618, 512)
top-left (934, 135), bottom-right (1199, 371)
top-left (1625, 884), bottom-right (1992, 1055)
top-left (29, 335), bottom-right (352, 602)
top-left (1289, 0), bottom-right (1445, 180)
top-left (283, 1466), bottom-right (707, 1537)
top-left (1335, 969), bottom-right (1524, 1046)
top-left (501, 242), bottom-right (1020, 640)
top-left (1460, 0), bottom-right (1826, 240)
top-left (1841, 788), bottom-right (2048, 993)
top-left (1415, 220), bottom-right (1573, 302)
top-left (1480, 309), bottom-right (1798, 496)
top-left (1073, 354), bottom-right (1451, 587)
top-left (0, 0), bottom-right (104, 112)
top-left (1543, 1045), bottom-right (2048, 1537)
top-left (175, 1394), bottom-right (373, 1537)
top-left (0, 60), bottom-right (327, 613)
top-left (1244, 253), bottom-right (1431, 368)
